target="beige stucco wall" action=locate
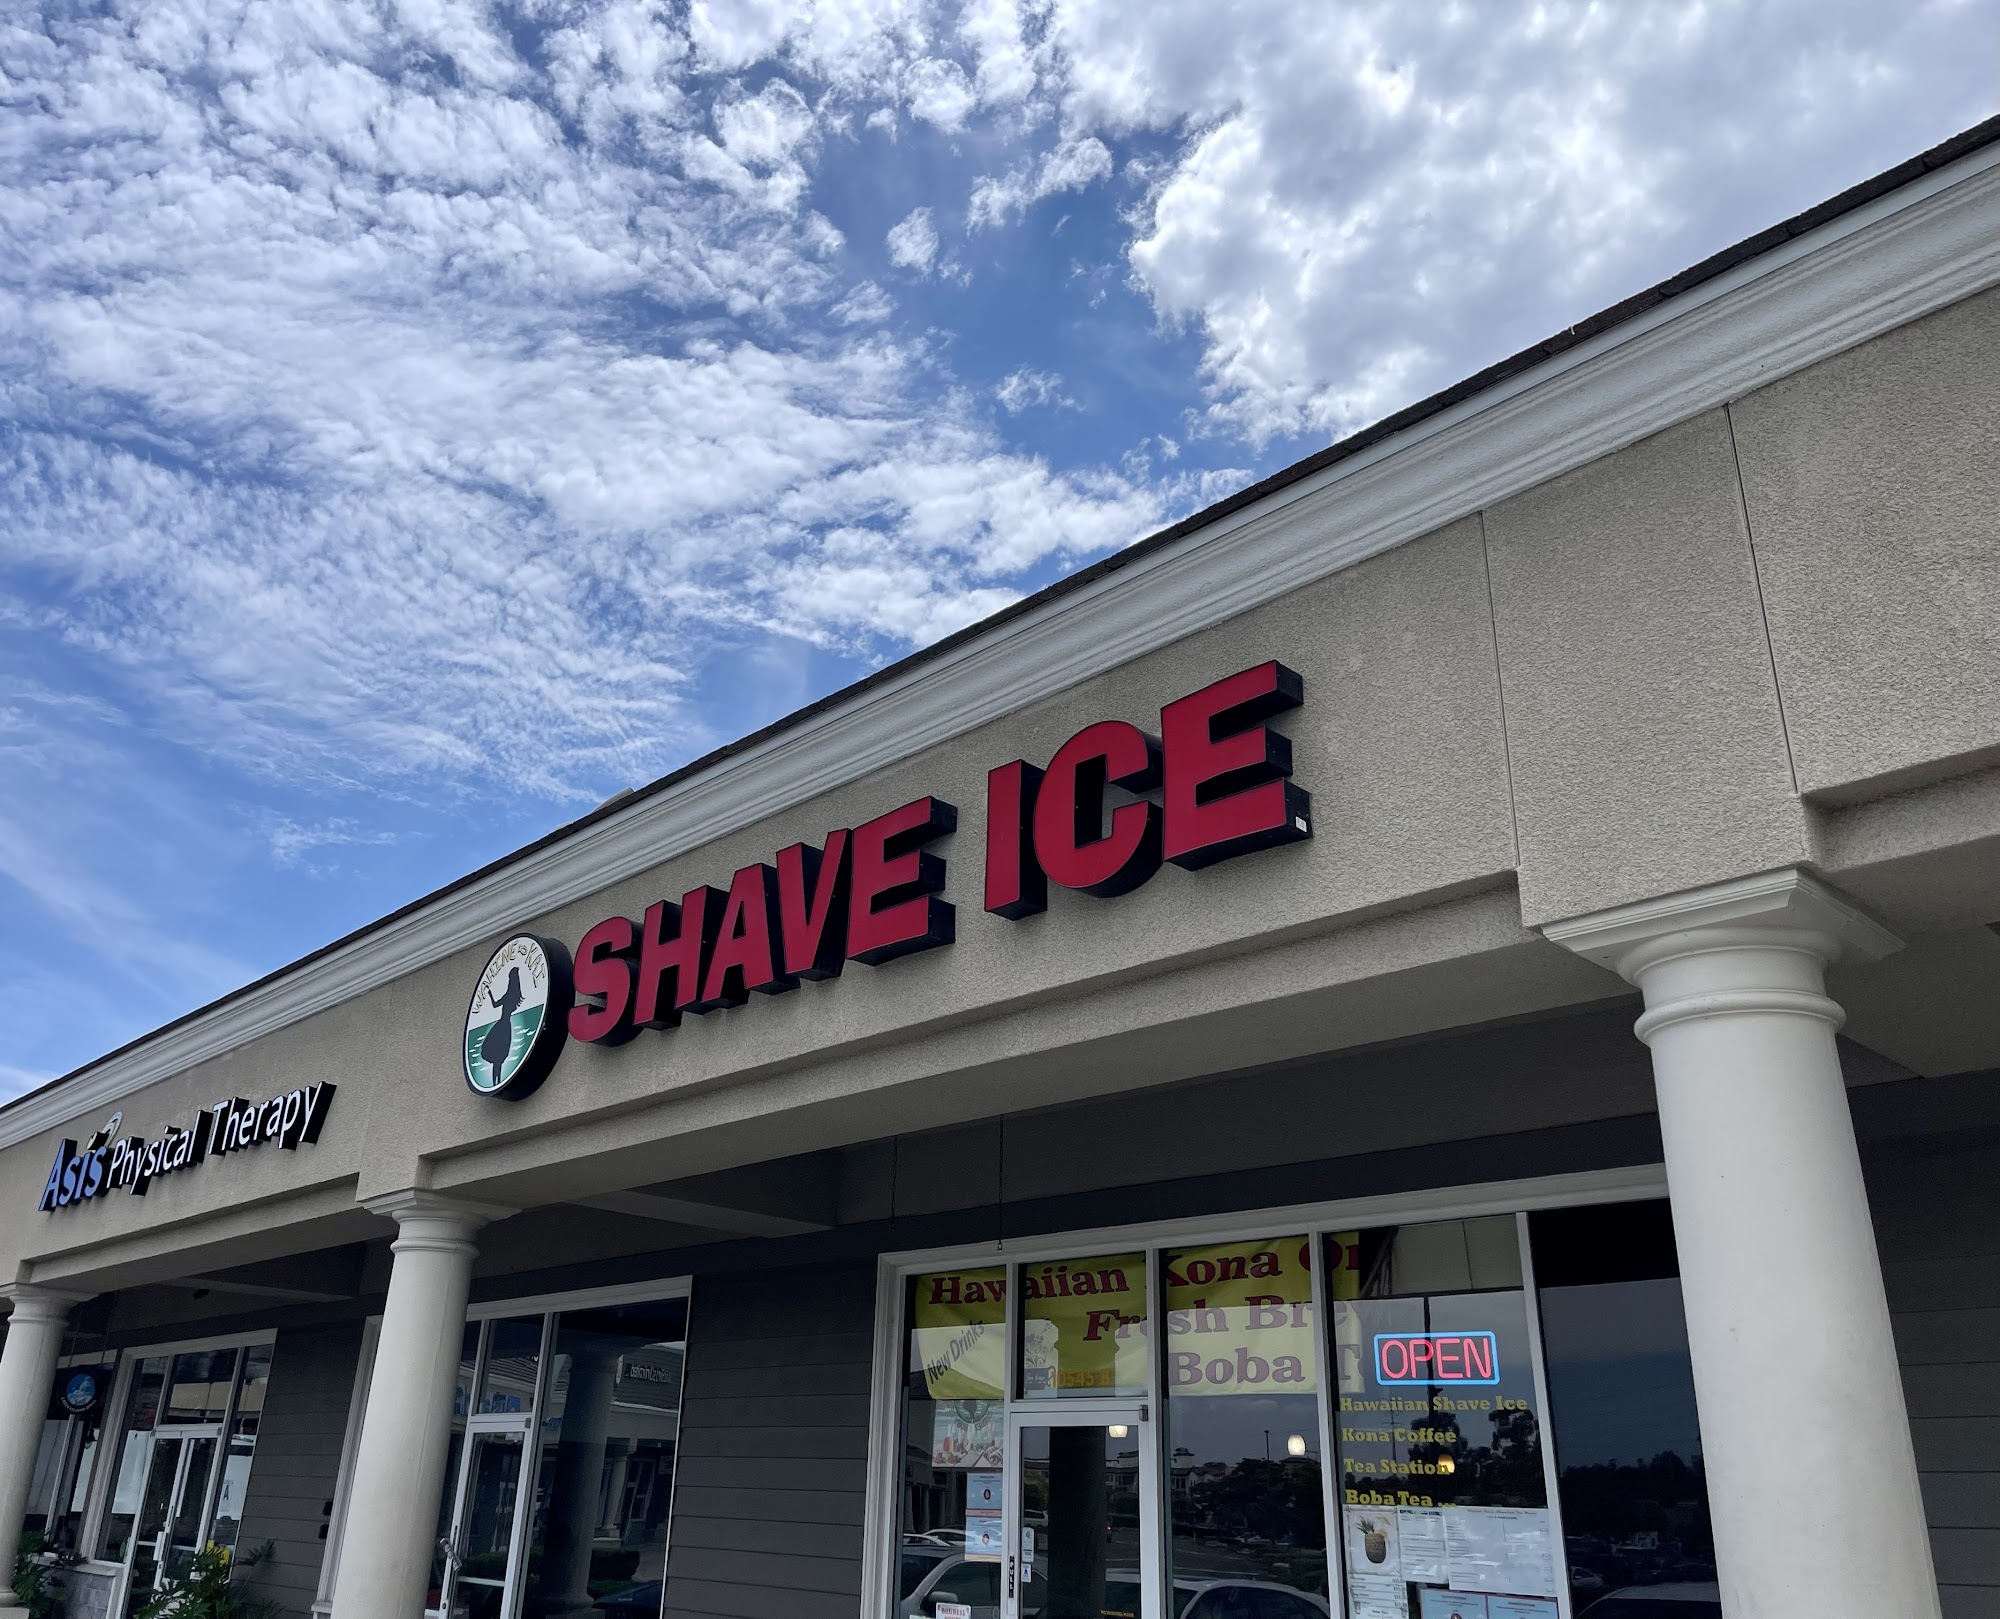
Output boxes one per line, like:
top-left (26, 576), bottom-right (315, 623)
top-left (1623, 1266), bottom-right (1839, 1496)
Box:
top-left (6, 278), bottom-right (1999, 1294)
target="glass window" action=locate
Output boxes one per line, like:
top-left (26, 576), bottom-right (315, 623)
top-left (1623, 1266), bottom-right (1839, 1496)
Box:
top-left (899, 1267), bottom-right (1007, 1564)
top-left (477, 1316), bottom-right (543, 1415)
top-left (916, 1553), bottom-right (1002, 1616)
top-left (208, 1342), bottom-right (273, 1557)
top-left (92, 1342), bottom-right (273, 1585)
top-left (25, 1419), bottom-right (66, 1535)
top-left (1530, 1201), bottom-right (1716, 1613)
top-left (60, 1400), bottom-right (105, 1551)
top-left (1163, 1236), bottom-right (1328, 1606)
top-left (163, 1348), bottom-right (238, 1425)
top-left (1016, 1423), bottom-right (1141, 1618)
top-left (96, 1357), bottom-right (167, 1562)
top-left (519, 1296), bottom-right (688, 1618)
top-left (1020, 1251), bottom-right (1149, 1400)
top-left (1328, 1219), bottom-right (1561, 1619)
top-left (453, 1319), bottom-right (480, 1421)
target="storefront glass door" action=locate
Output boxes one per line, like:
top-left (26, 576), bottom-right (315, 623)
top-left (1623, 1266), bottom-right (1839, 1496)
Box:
top-left (422, 1293), bottom-right (689, 1619)
top-left (435, 1425), bottom-right (530, 1619)
top-left (1005, 1406), bottom-right (1159, 1619)
top-left (89, 1341), bottom-right (269, 1618)
top-left (127, 1426), bottom-right (221, 1599)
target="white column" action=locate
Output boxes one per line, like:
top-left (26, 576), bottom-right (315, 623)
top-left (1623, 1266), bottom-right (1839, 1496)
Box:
top-left (330, 1192), bottom-right (510, 1619)
top-left (1546, 869), bottom-right (1938, 1619)
top-left (0, 1286), bottom-right (84, 1610)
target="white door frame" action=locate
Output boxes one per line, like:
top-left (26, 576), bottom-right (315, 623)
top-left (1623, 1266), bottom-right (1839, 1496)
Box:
top-left (1003, 1400), bottom-right (1161, 1619)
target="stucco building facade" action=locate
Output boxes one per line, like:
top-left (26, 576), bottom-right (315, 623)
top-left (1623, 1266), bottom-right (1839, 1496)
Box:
top-left (0, 121), bottom-right (1997, 1619)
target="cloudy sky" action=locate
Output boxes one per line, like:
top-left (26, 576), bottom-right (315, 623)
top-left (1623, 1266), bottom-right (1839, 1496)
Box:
top-left (1, 0), bottom-right (1993, 1095)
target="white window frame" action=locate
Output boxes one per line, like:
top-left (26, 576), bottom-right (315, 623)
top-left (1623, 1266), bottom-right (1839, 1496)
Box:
top-left (71, 1328), bottom-right (280, 1609)
top-left (861, 1161), bottom-right (1668, 1619)
top-left (325, 1275), bottom-right (694, 1617)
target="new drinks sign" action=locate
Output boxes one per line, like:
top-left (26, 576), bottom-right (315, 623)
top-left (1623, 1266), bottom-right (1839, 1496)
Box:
top-left (462, 659), bottom-right (1313, 1098)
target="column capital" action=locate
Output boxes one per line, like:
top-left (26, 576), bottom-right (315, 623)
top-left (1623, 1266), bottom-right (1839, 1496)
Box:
top-left (364, 1189), bottom-right (513, 1254)
top-left (0, 1285), bottom-right (89, 1327)
top-left (1542, 867), bottom-right (1902, 980)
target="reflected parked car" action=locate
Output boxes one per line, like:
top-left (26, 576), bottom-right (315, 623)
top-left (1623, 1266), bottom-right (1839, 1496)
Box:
top-left (903, 1553), bottom-right (1005, 1617)
top-left (593, 1583), bottom-right (664, 1616)
top-left (1578, 1583), bottom-right (1723, 1619)
top-left (902, 1556), bottom-right (1330, 1619)
top-left (1173, 1578), bottom-right (1331, 1619)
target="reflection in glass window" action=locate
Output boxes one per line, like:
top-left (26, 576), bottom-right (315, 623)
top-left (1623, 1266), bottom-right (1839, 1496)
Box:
top-left (25, 1419), bottom-right (66, 1535)
top-left (1016, 1422), bottom-right (1141, 1617)
top-left (24, 1362), bottom-right (110, 1554)
top-left (429, 1322), bottom-right (480, 1606)
top-left (1328, 1220), bottom-right (1562, 1619)
top-left (1163, 1236), bottom-right (1328, 1605)
top-left (91, 1340), bottom-right (274, 1609)
top-left (208, 1343), bottom-right (273, 1557)
top-left (1020, 1252), bottom-right (1148, 1400)
top-left (163, 1348), bottom-right (238, 1425)
top-left (520, 1297), bottom-right (688, 1617)
top-left (898, 1269), bottom-right (1007, 1578)
top-left (96, 1357), bottom-right (167, 1563)
top-left (1530, 1201), bottom-right (1716, 1613)
top-left (477, 1316), bottom-right (543, 1414)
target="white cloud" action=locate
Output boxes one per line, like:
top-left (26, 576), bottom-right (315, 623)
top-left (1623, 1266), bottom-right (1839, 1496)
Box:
top-left (268, 817), bottom-right (400, 870)
top-left (968, 135), bottom-right (1114, 227)
top-left (832, 280), bottom-right (897, 323)
top-left (905, 57), bottom-right (976, 130)
top-left (1030, 0), bottom-right (1995, 441)
top-left (0, 0), bottom-right (1989, 830)
top-left (886, 205), bottom-right (942, 272)
top-left (0, 0), bottom-right (1171, 809)
top-left (996, 368), bottom-right (1074, 413)
top-left (0, 1065), bottom-right (52, 1104)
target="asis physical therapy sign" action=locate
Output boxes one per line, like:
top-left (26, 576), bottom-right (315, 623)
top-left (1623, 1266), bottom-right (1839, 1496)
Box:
top-left (462, 659), bottom-right (1313, 1099)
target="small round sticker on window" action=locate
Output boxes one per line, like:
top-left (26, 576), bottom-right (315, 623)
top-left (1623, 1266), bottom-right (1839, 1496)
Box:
top-left (462, 934), bottom-right (573, 1100)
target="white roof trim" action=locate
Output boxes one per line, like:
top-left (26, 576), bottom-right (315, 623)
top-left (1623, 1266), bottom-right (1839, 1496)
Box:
top-left (11, 140), bottom-right (2000, 1153)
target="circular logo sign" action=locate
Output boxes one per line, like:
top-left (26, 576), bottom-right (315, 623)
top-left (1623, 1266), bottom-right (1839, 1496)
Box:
top-left (462, 934), bottom-right (573, 1100)
top-left (60, 1369), bottom-right (101, 1415)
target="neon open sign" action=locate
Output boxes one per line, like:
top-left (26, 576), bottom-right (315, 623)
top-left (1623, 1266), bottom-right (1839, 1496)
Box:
top-left (1373, 1331), bottom-right (1500, 1385)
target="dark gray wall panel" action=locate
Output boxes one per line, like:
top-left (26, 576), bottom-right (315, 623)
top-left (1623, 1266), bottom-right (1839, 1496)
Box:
top-left (1866, 1093), bottom-right (2000, 1619)
top-left (234, 1322), bottom-right (364, 1617)
top-left (662, 1263), bottom-right (874, 1619)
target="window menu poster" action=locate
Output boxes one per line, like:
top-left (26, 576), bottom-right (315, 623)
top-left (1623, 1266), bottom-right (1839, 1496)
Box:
top-left (962, 1469), bottom-right (1003, 1564)
top-left (1443, 1506), bottom-right (1557, 1599)
top-left (1329, 1227), bottom-right (1562, 1619)
top-left (929, 1400), bottom-right (1003, 1470)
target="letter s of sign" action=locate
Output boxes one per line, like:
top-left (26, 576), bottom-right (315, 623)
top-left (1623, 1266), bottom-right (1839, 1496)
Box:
top-left (1161, 661), bottom-right (1311, 869)
top-left (571, 915), bottom-right (641, 1046)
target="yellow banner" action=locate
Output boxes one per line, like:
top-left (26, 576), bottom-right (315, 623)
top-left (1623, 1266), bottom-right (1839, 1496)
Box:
top-left (910, 1266), bottom-right (1006, 1400)
top-left (1164, 1236), bottom-right (1317, 1396)
top-left (1021, 1252), bottom-right (1149, 1396)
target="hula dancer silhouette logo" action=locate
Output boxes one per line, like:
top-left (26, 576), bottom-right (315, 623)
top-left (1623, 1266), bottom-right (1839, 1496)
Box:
top-left (462, 934), bottom-right (574, 1099)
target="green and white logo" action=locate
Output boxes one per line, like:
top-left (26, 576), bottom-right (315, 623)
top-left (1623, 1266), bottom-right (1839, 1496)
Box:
top-left (462, 934), bottom-right (573, 1100)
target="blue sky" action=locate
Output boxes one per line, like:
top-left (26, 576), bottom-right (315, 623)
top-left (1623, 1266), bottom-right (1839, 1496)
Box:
top-left (2, 0), bottom-right (1994, 1096)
